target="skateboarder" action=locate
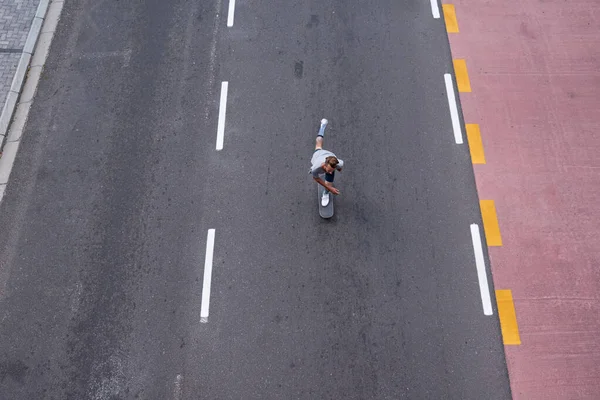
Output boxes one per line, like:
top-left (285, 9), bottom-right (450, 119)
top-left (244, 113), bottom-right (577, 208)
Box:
top-left (309, 119), bottom-right (344, 207)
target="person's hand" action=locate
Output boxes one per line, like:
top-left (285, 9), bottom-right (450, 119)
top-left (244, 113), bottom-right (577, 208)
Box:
top-left (326, 184), bottom-right (340, 195)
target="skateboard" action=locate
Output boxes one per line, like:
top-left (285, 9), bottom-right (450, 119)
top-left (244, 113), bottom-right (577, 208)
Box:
top-left (318, 181), bottom-right (334, 219)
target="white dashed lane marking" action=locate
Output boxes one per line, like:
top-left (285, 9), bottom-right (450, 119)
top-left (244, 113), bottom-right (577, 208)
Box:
top-left (444, 73), bottom-right (463, 144)
top-left (201, 229), bottom-right (216, 323)
top-left (227, 0), bottom-right (236, 27)
top-left (216, 81), bottom-right (229, 151)
top-left (470, 224), bottom-right (493, 316)
top-left (430, 0), bottom-right (441, 18)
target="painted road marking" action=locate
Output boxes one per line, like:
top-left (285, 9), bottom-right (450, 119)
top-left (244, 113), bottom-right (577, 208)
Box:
top-left (201, 229), bottom-right (216, 323)
top-left (466, 124), bottom-right (486, 164)
top-left (216, 81), bottom-right (229, 150)
top-left (470, 224), bottom-right (493, 316)
top-left (430, 0), bottom-right (440, 18)
top-left (173, 374), bottom-right (184, 400)
top-left (480, 200), bottom-right (503, 246)
top-left (444, 73), bottom-right (463, 144)
top-left (496, 289), bottom-right (521, 345)
top-left (453, 59), bottom-right (472, 92)
top-left (442, 4), bottom-right (459, 33)
top-left (227, 0), bottom-right (236, 27)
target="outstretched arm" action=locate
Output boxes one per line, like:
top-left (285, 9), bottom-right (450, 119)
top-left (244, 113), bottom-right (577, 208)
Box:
top-left (313, 177), bottom-right (340, 195)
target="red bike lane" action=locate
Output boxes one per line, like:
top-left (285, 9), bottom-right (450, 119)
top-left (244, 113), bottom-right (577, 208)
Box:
top-left (445, 0), bottom-right (600, 398)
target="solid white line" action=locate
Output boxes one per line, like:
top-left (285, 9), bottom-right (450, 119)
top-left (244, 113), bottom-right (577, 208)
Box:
top-left (444, 73), bottom-right (463, 144)
top-left (200, 229), bottom-right (216, 323)
top-left (227, 0), bottom-right (236, 27)
top-left (216, 81), bottom-right (229, 150)
top-left (430, 0), bottom-right (441, 18)
top-left (470, 224), bottom-right (493, 316)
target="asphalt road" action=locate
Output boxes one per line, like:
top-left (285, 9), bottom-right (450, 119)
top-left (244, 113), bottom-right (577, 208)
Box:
top-left (0, 0), bottom-right (512, 399)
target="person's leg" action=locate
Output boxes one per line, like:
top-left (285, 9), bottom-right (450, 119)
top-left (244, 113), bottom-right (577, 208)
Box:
top-left (325, 171), bottom-right (335, 183)
top-left (315, 136), bottom-right (323, 150)
top-left (321, 170), bottom-right (334, 205)
top-left (323, 171), bottom-right (335, 196)
top-left (315, 118), bottom-right (327, 150)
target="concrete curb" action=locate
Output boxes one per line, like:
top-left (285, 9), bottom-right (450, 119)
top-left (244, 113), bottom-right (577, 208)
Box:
top-left (0, 0), bottom-right (64, 202)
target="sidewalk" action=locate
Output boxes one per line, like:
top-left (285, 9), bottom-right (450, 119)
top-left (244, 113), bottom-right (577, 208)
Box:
top-left (0, 0), bottom-right (54, 202)
top-left (0, 0), bottom-right (43, 146)
top-left (446, 0), bottom-right (600, 398)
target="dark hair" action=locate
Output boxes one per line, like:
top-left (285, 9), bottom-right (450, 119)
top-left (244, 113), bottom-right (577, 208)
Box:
top-left (325, 156), bottom-right (339, 168)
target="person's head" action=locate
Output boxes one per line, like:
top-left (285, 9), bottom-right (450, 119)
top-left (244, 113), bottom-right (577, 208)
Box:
top-left (323, 156), bottom-right (339, 173)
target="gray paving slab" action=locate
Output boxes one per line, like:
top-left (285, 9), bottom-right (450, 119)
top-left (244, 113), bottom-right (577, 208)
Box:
top-left (0, 53), bottom-right (20, 101)
top-left (0, 0), bottom-right (39, 49)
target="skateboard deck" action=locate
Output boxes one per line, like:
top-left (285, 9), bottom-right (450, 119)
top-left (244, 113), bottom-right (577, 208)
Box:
top-left (318, 184), bottom-right (334, 218)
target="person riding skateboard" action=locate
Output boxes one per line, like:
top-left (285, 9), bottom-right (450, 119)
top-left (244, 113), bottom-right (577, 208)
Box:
top-left (309, 119), bottom-right (344, 207)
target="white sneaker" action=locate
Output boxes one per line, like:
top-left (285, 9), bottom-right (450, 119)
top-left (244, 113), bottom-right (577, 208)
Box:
top-left (321, 118), bottom-right (328, 125)
top-left (321, 191), bottom-right (330, 207)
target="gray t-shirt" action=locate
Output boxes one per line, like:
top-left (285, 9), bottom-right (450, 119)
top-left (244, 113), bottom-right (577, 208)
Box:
top-left (310, 149), bottom-right (344, 178)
